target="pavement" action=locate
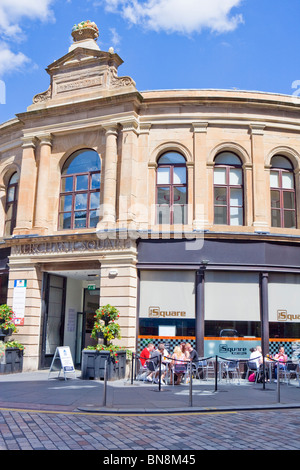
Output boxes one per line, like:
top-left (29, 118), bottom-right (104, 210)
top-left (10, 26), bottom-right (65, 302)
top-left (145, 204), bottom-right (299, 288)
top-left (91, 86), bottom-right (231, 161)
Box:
top-left (0, 368), bottom-right (300, 414)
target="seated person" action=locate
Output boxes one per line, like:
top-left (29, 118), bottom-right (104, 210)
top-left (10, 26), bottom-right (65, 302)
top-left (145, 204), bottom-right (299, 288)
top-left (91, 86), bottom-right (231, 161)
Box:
top-left (147, 343), bottom-right (168, 384)
top-left (186, 343), bottom-right (199, 363)
top-left (274, 346), bottom-right (288, 381)
top-left (140, 343), bottom-right (154, 367)
top-left (249, 346), bottom-right (263, 369)
top-left (171, 345), bottom-right (187, 385)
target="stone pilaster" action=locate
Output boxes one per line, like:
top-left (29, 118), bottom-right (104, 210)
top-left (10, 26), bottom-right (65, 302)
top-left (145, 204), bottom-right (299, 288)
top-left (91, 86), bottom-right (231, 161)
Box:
top-left (250, 123), bottom-right (269, 230)
top-left (192, 122), bottom-right (209, 229)
top-left (14, 136), bottom-right (37, 234)
top-left (99, 124), bottom-right (118, 227)
top-left (118, 119), bottom-right (139, 228)
top-left (34, 134), bottom-right (52, 233)
top-left (7, 263), bottom-right (43, 371)
top-left (99, 255), bottom-right (137, 351)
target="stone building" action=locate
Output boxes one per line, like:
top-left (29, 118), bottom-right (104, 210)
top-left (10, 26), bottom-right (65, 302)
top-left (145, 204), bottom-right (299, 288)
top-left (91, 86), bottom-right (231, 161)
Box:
top-left (1, 22), bottom-right (300, 371)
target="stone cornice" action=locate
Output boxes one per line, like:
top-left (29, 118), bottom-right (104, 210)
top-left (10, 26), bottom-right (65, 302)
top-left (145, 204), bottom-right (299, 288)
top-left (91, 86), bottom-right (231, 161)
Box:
top-left (21, 136), bottom-right (37, 149)
top-left (192, 122), bottom-right (208, 133)
top-left (249, 123), bottom-right (266, 135)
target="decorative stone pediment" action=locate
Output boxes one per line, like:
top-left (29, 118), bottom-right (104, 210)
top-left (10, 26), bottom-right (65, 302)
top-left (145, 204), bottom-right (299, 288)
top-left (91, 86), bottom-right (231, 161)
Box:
top-left (29, 22), bottom-right (137, 109)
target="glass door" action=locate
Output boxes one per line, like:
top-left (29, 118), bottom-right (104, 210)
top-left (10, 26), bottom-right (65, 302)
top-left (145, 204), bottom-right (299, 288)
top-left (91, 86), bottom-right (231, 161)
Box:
top-left (83, 287), bottom-right (100, 349)
top-left (41, 274), bottom-right (66, 368)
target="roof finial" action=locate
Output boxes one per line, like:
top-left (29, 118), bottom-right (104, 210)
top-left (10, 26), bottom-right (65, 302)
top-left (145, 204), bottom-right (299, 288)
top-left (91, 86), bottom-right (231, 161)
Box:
top-left (69, 21), bottom-right (100, 52)
top-left (71, 20), bottom-right (99, 42)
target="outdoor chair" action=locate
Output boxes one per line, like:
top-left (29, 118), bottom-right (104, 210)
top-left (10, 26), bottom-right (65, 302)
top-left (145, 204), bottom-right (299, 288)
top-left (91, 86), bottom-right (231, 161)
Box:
top-left (173, 362), bottom-right (188, 385)
top-left (192, 360), bottom-right (208, 380)
top-left (144, 359), bottom-right (161, 382)
top-left (245, 361), bottom-right (260, 383)
top-left (207, 358), bottom-right (218, 379)
top-left (223, 360), bottom-right (240, 383)
top-left (285, 362), bottom-right (299, 384)
top-left (136, 358), bottom-right (149, 381)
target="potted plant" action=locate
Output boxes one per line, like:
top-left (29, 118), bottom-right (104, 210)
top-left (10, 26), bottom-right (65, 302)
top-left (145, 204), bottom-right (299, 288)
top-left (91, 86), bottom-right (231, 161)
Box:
top-left (0, 304), bottom-right (17, 339)
top-left (0, 305), bottom-right (24, 374)
top-left (81, 304), bottom-right (130, 380)
top-left (91, 304), bottom-right (121, 345)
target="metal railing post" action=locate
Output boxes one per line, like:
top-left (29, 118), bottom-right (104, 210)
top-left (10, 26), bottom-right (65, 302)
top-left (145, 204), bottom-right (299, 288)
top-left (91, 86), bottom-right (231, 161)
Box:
top-left (131, 352), bottom-right (135, 385)
top-left (158, 354), bottom-right (162, 391)
top-left (102, 360), bottom-right (108, 407)
top-left (215, 355), bottom-right (218, 392)
top-left (277, 362), bottom-right (280, 403)
top-left (189, 360), bottom-right (193, 407)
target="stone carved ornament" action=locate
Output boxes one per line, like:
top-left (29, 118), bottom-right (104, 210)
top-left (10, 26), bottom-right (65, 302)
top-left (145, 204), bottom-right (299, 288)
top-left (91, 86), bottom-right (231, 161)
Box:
top-left (32, 86), bottom-right (52, 104)
top-left (109, 67), bottom-right (136, 89)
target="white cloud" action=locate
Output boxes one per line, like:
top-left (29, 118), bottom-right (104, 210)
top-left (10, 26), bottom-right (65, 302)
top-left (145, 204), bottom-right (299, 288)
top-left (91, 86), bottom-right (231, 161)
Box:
top-left (110, 27), bottom-right (121, 49)
top-left (0, 0), bottom-right (55, 39)
top-left (0, 1), bottom-right (55, 76)
top-left (103, 0), bottom-right (244, 35)
top-left (0, 42), bottom-right (31, 76)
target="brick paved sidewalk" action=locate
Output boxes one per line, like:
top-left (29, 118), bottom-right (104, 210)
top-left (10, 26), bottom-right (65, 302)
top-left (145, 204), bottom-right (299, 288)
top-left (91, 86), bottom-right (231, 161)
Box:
top-left (1, 408), bottom-right (300, 450)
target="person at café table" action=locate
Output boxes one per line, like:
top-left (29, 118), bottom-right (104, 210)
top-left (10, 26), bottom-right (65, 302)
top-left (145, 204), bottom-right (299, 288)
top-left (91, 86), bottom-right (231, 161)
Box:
top-left (249, 346), bottom-right (263, 368)
top-left (140, 343), bottom-right (154, 367)
top-left (148, 343), bottom-right (169, 385)
top-left (274, 346), bottom-right (288, 381)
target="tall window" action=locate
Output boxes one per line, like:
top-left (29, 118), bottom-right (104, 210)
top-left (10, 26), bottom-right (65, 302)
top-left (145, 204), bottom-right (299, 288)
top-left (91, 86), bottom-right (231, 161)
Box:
top-left (58, 149), bottom-right (101, 230)
top-left (156, 152), bottom-right (187, 225)
top-left (270, 156), bottom-right (296, 228)
top-left (4, 172), bottom-right (19, 236)
top-left (214, 152), bottom-right (244, 226)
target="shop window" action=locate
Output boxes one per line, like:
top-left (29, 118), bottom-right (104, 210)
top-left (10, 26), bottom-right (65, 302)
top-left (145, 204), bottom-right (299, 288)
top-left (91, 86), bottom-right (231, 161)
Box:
top-left (214, 152), bottom-right (244, 226)
top-left (156, 152), bottom-right (187, 225)
top-left (204, 271), bottom-right (261, 338)
top-left (59, 149), bottom-right (101, 229)
top-left (268, 273), bottom-right (300, 339)
top-left (4, 172), bottom-right (19, 236)
top-left (270, 156), bottom-right (296, 228)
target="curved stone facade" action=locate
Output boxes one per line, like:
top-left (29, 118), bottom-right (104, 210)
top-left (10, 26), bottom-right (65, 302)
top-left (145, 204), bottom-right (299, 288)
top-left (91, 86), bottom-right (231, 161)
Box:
top-left (1, 25), bottom-right (300, 370)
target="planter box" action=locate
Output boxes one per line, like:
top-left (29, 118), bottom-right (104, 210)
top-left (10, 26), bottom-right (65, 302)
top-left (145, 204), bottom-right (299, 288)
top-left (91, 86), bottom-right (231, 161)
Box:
top-left (0, 328), bottom-right (13, 339)
top-left (0, 348), bottom-right (23, 374)
top-left (81, 350), bottom-right (126, 380)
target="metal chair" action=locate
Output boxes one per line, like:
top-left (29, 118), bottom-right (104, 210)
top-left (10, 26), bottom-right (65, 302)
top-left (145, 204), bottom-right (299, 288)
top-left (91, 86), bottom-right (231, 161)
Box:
top-left (285, 362), bottom-right (299, 384)
top-left (145, 359), bottom-right (160, 382)
top-left (207, 358), bottom-right (218, 379)
top-left (192, 360), bottom-right (208, 380)
top-left (136, 359), bottom-right (149, 381)
top-left (173, 362), bottom-right (187, 385)
top-left (245, 360), bottom-right (261, 383)
top-left (223, 360), bottom-right (240, 383)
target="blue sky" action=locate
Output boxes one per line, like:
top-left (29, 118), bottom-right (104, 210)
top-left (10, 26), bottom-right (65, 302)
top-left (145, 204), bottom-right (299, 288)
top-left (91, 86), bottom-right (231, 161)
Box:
top-left (0, 0), bottom-right (300, 124)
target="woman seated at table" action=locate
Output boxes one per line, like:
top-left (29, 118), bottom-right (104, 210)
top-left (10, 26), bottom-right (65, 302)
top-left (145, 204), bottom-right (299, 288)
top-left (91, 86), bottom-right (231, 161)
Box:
top-left (249, 346), bottom-right (263, 368)
top-left (171, 346), bottom-right (187, 385)
top-left (274, 346), bottom-right (288, 381)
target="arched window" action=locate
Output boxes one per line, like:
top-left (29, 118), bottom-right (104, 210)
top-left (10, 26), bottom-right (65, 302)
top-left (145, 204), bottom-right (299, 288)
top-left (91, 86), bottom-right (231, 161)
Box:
top-left (156, 152), bottom-right (187, 225)
top-left (4, 172), bottom-right (19, 236)
top-left (214, 152), bottom-right (244, 226)
top-left (58, 149), bottom-right (101, 229)
top-left (270, 156), bottom-right (296, 228)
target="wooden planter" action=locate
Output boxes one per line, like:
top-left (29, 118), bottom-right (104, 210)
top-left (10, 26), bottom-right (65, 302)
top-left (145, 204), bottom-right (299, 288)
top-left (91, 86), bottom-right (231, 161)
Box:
top-left (0, 348), bottom-right (23, 374)
top-left (81, 350), bottom-right (126, 380)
